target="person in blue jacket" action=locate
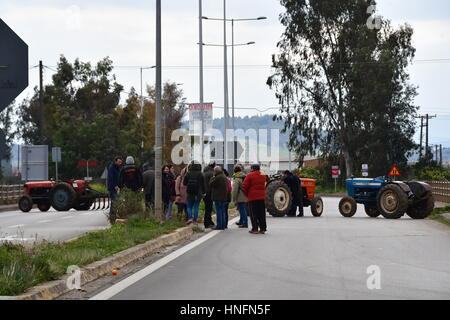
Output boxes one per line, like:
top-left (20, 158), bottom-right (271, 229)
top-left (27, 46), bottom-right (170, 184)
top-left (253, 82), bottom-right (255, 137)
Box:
top-left (107, 156), bottom-right (123, 200)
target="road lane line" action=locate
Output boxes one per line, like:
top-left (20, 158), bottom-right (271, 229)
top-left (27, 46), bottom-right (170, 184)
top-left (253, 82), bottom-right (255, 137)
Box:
top-left (90, 216), bottom-right (240, 300)
top-left (38, 220), bottom-right (52, 224)
top-left (7, 224), bottom-right (25, 229)
top-left (60, 216), bottom-right (74, 220)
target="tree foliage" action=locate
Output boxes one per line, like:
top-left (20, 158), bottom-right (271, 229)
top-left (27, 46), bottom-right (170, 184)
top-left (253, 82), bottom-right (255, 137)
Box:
top-left (267, 0), bottom-right (418, 177)
top-left (15, 56), bottom-right (186, 179)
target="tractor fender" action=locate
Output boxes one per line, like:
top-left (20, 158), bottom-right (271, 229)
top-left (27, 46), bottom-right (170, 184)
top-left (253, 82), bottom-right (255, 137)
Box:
top-left (406, 181), bottom-right (432, 200)
top-left (389, 181), bottom-right (414, 199)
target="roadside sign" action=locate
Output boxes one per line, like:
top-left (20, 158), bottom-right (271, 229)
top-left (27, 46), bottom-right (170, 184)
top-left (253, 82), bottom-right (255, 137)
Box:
top-left (77, 160), bottom-right (97, 167)
top-left (331, 166), bottom-right (339, 179)
top-left (388, 165), bottom-right (401, 177)
top-left (0, 19), bottom-right (29, 111)
top-left (52, 147), bottom-right (61, 163)
top-left (189, 102), bottom-right (213, 136)
top-left (362, 164), bottom-right (369, 177)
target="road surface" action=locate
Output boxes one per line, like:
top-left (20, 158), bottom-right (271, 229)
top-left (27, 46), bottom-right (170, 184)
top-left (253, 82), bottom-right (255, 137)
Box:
top-left (92, 197), bottom-right (450, 300)
top-left (0, 207), bottom-right (109, 243)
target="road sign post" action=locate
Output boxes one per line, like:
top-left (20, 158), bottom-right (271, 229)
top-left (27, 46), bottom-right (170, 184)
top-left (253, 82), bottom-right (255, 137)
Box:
top-left (388, 165), bottom-right (401, 181)
top-left (362, 164), bottom-right (369, 177)
top-left (52, 147), bottom-right (61, 181)
top-left (332, 166), bottom-right (339, 192)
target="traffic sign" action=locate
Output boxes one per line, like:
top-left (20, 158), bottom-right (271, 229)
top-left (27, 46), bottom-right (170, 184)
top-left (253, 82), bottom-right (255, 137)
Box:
top-left (0, 19), bottom-right (29, 111)
top-left (388, 165), bottom-right (401, 177)
top-left (52, 147), bottom-right (62, 163)
top-left (331, 166), bottom-right (339, 179)
top-left (362, 164), bottom-right (369, 177)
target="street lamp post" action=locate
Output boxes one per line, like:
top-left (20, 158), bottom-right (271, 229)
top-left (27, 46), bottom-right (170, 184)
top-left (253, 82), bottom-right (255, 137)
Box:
top-left (202, 15), bottom-right (266, 165)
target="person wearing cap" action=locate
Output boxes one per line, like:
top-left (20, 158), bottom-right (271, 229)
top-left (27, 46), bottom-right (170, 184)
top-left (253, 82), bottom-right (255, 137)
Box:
top-left (242, 164), bottom-right (268, 234)
top-left (202, 161), bottom-right (216, 228)
top-left (142, 162), bottom-right (155, 209)
top-left (210, 166), bottom-right (228, 230)
top-left (119, 156), bottom-right (143, 192)
top-left (232, 164), bottom-right (248, 228)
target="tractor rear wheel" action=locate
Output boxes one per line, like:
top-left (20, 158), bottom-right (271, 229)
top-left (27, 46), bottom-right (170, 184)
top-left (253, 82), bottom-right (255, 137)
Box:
top-left (364, 205), bottom-right (380, 218)
top-left (339, 197), bottom-right (357, 217)
top-left (38, 202), bottom-right (51, 212)
top-left (311, 196), bottom-right (324, 217)
top-left (19, 195), bottom-right (33, 212)
top-left (50, 182), bottom-right (77, 211)
top-left (265, 181), bottom-right (292, 217)
top-left (377, 184), bottom-right (408, 219)
top-left (406, 194), bottom-right (435, 219)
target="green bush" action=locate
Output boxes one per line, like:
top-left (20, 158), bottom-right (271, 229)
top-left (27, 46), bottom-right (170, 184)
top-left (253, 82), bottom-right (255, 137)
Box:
top-left (414, 166), bottom-right (450, 181)
top-left (90, 183), bottom-right (108, 195)
top-left (294, 167), bottom-right (325, 185)
top-left (109, 188), bottom-right (146, 223)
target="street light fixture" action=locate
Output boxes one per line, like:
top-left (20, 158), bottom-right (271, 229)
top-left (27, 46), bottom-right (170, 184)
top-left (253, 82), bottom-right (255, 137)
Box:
top-left (202, 15), bottom-right (266, 165)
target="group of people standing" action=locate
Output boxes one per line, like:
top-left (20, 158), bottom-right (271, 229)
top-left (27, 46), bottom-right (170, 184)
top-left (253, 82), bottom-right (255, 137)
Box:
top-left (107, 156), bottom-right (270, 235)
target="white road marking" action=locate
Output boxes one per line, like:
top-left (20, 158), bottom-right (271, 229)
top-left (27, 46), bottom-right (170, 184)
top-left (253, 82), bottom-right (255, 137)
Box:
top-left (90, 216), bottom-right (240, 300)
top-left (61, 216), bottom-right (74, 220)
top-left (7, 224), bottom-right (25, 229)
top-left (38, 220), bottom-right (52, 224)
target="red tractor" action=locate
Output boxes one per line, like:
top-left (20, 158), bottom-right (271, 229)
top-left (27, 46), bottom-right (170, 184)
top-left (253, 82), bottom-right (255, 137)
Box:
top-left (18, 180), bottom-right (110, 212)
top-left (265, 173), bottom-right (324, 217)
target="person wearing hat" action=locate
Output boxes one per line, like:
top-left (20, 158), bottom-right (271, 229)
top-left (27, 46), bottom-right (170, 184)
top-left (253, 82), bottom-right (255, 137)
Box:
top-left (202, 161), bottom-right (216, 228)
top-left (119, 156), bottom-right (143, 192)
top-left (242, 164), bottom-right (268, 234)
top-left (232, 164), bottom-right (248, 228)
top-left (142, 162), bottom-right (155, 210)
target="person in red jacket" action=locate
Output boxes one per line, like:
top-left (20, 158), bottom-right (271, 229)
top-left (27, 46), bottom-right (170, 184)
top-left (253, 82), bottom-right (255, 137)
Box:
top-left (242, 164), bottom-right (268, 234)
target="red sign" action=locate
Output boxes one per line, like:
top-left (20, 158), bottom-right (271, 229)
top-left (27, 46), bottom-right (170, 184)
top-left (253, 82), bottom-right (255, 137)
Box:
top-left (388, 165), bottom-right (401, 177)
top-left (331, 166), bottom-right (339, 178)
top-left (77, 160), bottom-right (97, 168)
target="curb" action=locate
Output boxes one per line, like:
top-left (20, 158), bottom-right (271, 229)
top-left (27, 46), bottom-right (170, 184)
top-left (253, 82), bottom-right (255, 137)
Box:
top-left (0, 204), bottom-right (18, 213)
top-left (17, 226), bottom-right (195, 300)
top-left (1, 208), bottom-right (240, 301)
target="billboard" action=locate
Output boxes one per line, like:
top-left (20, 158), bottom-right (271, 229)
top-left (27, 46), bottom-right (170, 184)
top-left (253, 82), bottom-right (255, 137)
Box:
top-left (189, 103), bottom-right (213, 136)
top-left (21, 145), bottom-right (48, 181)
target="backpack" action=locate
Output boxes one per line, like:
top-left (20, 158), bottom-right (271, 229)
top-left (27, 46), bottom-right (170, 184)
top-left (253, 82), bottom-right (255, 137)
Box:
top-left (227, 178), bottom-right (232, 194)
top-left (186, 177), bottom-right (199, 195)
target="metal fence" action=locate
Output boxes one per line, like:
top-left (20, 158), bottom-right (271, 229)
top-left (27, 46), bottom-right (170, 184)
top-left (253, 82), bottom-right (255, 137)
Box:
top-left (426, 181), bottom-right (450, 204)
top-left (0, 185), bottom-right (23, 205)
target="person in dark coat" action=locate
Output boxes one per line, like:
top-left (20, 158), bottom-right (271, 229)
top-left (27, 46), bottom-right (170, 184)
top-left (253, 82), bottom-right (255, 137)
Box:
top-left (242, 164), bottom-right (267, 234)
top-left (162, 165), bottom-right (172, 216)
top-left (165, 165), bottom-right (177, 220)
top-left (210, 166), bottom-right (229, 230)
top-left (107, 156), bottom-right (123, 200)
top-left (223, 168), bottom-right (232, 229)
top-left (283, 170), bottom-right (304, 217)
top-left (119, 156), bottom-right (143, 192)
top-left (183, 161), bottom-right (205, 225)
top-left (142, 162), bottom-right (155, 210)
top-left (202, 161), bottom-right (216, 228)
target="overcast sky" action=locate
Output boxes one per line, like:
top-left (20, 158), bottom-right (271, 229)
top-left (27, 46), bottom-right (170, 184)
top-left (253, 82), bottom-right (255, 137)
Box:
top-left (2, 0), bottom-right (450, 146)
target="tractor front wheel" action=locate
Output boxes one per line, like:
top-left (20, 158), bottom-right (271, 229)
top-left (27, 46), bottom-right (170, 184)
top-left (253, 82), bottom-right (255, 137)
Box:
top-left (311, 196), bottom-right (324, 217)
top-left (377, 184), bottom-right (408, 219)
top-left (19, 195), bottom-right (33, 212)
top-left (406, 194), bottom-right (435, 219)
top-left (364, 205), bottom-right (380, 218)
top-left (265, 181), bottom-right (292, 217)
top-left (339, 197), bottom-right (357, 217)
top-left (50, 182), bottom-right (77, 211)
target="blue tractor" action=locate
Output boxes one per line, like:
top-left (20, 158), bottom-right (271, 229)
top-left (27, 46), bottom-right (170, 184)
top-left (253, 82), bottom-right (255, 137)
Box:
top-left (339, 177), bottom-right (435, 219)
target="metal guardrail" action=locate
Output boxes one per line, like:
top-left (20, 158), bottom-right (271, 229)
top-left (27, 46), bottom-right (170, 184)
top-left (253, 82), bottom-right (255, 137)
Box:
top-left (0, 185), bottom-right (23, 205)
top-left (426, 181), bottom-right (450, 204)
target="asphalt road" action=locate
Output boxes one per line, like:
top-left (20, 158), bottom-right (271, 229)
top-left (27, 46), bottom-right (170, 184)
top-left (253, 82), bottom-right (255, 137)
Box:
top-left (94, 197), bottom-right (450, 300)
top-left (0, 206), bottom-right (109, 243)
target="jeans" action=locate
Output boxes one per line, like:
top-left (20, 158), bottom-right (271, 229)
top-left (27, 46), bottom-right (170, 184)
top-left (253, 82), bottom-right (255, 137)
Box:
top-left (165, 200), bottom-right (175, 220)
top-left (237, 202), bottom-right (248, 226)
top-left (109, 190), bottom-right (117, 201)
top-left (203, 194), bottom-right (214, 227)
top-left (214, 202), bottom-right (226, 229)
top-left (187, 199), bottom-right (201, 222)
top-left (224, 202), bottom-right (229, 228)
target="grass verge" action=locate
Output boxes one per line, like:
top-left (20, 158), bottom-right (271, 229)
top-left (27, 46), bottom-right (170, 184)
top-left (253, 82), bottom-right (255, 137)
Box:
top-left (429, 205), bottom-right (450, 227)
top-left (0, 216), bottom-right (185, 296)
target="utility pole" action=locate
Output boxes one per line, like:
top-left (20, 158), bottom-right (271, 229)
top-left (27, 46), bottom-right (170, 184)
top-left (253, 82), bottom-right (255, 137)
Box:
top-left (199, 0), bottom-right (205, 165)
top-left (39, 61), bottom-right (44, 144)
top-left (419, 117), bottom-right (423, 158)
top-left (223, 0), bottom-right (229, 171)
top-left (436, 145), bottom-right (438, 163)
top-left (440, 144), bottom-right (443, 166)
top-left (154, 0), bottom-right (163, 219)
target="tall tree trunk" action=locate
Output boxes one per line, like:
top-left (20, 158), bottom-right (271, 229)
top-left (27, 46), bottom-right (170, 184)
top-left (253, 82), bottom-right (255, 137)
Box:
top-left (343, 149), bottom-right (353, 178)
